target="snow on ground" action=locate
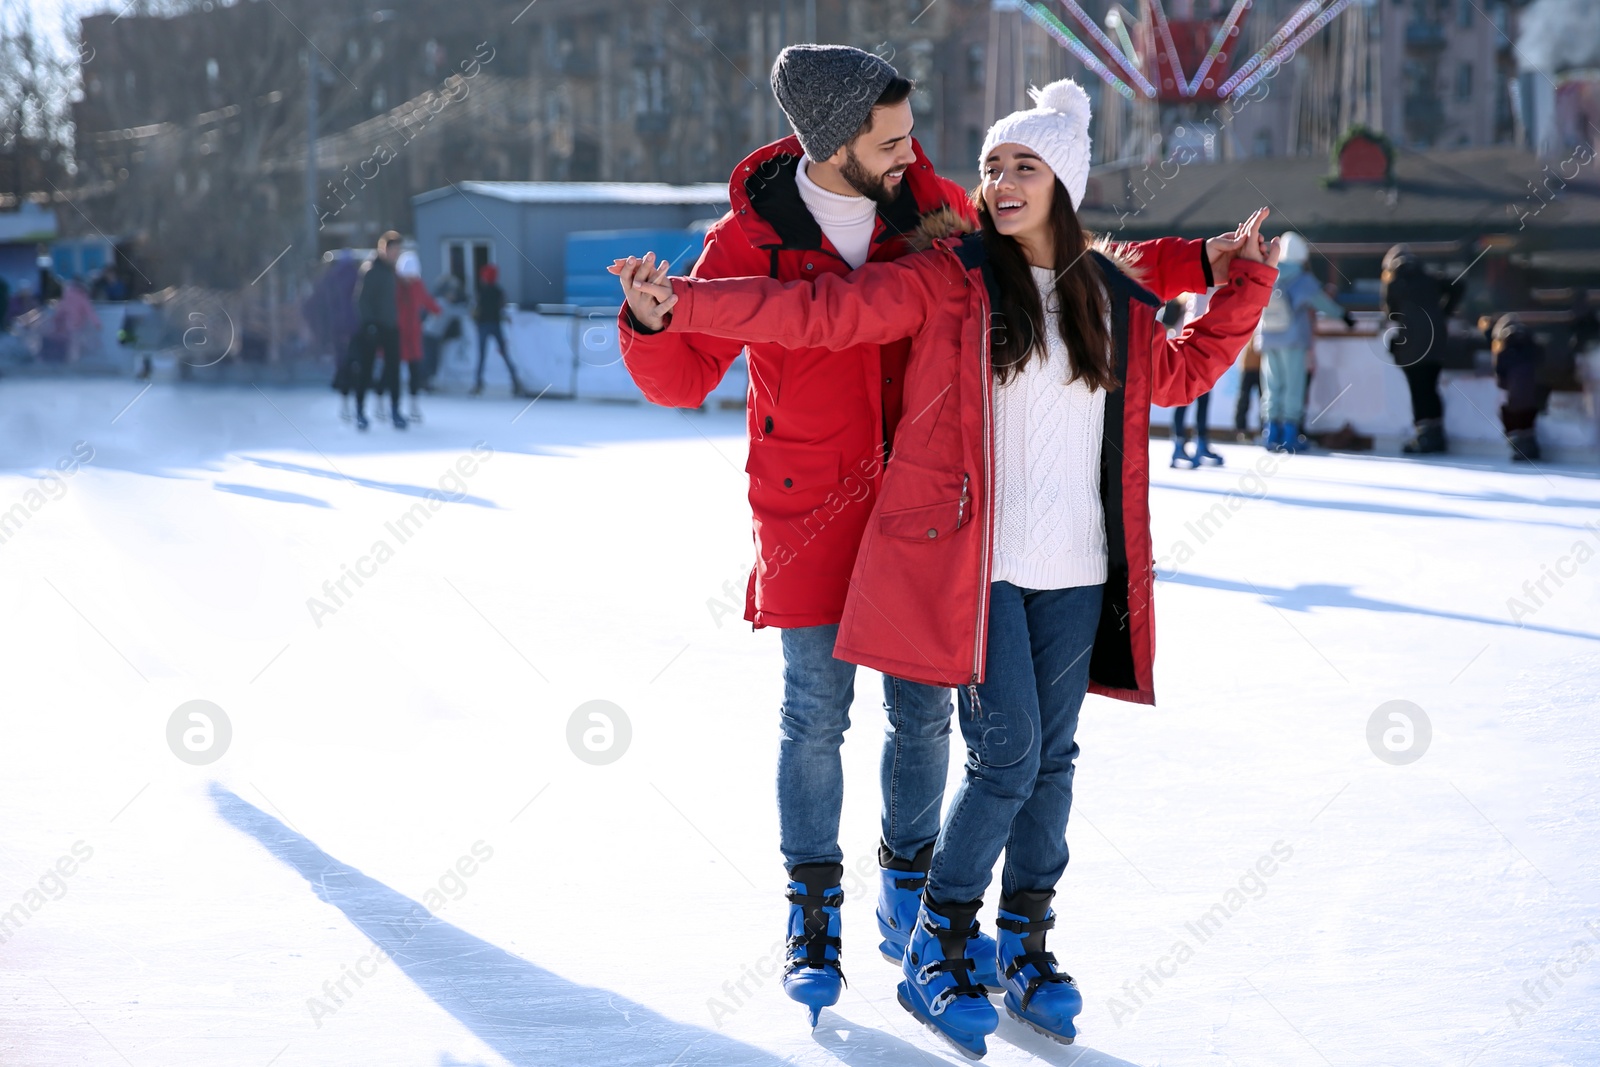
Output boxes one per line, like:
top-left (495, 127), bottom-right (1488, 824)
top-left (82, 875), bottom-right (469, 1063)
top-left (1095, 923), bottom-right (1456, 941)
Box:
top-left (1, 379), bottom-right (1596, 1067)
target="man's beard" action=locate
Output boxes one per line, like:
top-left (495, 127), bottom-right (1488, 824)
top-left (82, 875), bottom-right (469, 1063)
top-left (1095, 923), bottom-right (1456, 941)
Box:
top-left (839, 147), bottom-right (903, 207)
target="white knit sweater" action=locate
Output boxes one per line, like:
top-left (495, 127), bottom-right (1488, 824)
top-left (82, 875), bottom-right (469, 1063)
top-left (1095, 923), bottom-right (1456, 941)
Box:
top-left (989, 266), bottom-right (1109, 590)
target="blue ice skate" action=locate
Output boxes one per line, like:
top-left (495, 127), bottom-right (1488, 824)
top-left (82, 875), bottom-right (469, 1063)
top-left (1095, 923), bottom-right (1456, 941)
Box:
top-left (995, 889), bottom-right (1081, 1045)
top-left (877, 848), bottom-right (1001, 990)
top-left (897, 897), bottom-right (998, 1059)
top-left (1263, 419), bottom-right (1287, 452)
top-left (782, 863), bottom-right (844, 1028)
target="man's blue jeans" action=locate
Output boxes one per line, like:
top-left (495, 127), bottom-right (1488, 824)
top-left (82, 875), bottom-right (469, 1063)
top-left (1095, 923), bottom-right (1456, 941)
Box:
top-left (474, 321), bottom-right (516, 388)
top-left (929, 581), bottom-right (1103, 904)
top-left (778, 624), bottom-right (952, 870)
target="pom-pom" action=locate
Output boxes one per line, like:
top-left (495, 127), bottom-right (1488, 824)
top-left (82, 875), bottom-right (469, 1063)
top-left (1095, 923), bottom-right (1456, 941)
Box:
top-left (1028, 79), bottom-right (1091, 130)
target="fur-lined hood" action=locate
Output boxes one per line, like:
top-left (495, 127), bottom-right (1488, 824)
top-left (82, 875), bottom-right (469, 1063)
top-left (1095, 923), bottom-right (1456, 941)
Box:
top-left (907, 205), bottom-right (976, 251)
top-left (908, 205), bottom-right (1149, 288)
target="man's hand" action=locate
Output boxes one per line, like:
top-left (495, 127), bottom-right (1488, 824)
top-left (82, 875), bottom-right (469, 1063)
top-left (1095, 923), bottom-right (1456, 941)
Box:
top-left (1207, 207), bottom-right (1271, 280)
top-left (1235, 209), bottom-right (1281, 269)
top-left (608, 252), bottom-right (678, 331)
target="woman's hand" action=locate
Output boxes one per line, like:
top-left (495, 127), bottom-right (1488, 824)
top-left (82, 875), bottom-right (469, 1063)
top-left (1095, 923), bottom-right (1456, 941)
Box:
top-left (608, 253), bottom-right (678, 330)
top-left (1206, 207), bottom-right (1271, 280)
top-left (1234, 209), bottom-right (1281, 269)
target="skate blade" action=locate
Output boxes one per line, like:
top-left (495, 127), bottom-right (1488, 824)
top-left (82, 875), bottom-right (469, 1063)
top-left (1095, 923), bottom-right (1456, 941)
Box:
top-left (878, 939), bottom-right (904, 965)
top-left (807, 1004), bottom-right (822, 1029)
top-left (897, 985), bottom-right (988, 1060)
top-left (1004, 1004), bottom-right (1075, 1045)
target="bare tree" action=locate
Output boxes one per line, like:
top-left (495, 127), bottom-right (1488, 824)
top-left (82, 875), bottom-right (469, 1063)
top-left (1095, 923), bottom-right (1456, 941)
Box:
top-left (0, 0), bottom-right (75, 202)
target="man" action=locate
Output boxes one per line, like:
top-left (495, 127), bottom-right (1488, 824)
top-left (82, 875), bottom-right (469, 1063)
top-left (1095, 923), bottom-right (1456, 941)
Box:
top-left (469, 263), bottom-right (529, 397)
top-left (352, 231), bottom-right (406, 431)
top-left (618, 44), bottom-right (1257, 1027)
top-left (1380, 243), bottom-right (1463, 455)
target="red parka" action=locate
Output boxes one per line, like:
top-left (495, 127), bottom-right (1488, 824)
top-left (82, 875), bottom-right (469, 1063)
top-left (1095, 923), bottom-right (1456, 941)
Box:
top-left (621, 136), bottom-right (1222, 635)
top-left (661, 234), bottom-right (1276, 705)
top-left (620, 136), bottom-right (974, 628)
top-left (398, 276), bottom-right (441, 364)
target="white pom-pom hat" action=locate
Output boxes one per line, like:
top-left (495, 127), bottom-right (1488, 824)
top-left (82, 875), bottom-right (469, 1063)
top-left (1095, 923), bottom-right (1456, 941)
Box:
top-left (979, 79), bottom-right (1094, 211)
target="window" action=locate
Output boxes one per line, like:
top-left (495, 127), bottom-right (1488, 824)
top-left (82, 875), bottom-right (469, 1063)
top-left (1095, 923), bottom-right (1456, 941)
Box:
top-left (1457, 62), bottom-right (1473, 100)
top-left (968, 44), bottom-right (985, 89)
top-left (1457, 0), bottom-right (1473, 26)
top-left (444, 239), bottom-right (495, 298)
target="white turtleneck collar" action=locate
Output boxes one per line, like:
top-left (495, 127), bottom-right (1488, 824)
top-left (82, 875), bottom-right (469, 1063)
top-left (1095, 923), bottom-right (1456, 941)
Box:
top-left (796, 160), bottom-right (878, 270)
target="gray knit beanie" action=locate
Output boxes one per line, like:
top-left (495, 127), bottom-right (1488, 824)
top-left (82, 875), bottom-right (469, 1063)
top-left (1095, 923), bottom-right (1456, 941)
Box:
top-left (770, 44), bottom-right (898, 162)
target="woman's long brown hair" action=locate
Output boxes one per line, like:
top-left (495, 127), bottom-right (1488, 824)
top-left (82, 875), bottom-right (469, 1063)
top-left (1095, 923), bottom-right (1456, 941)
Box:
top-left (975, 177), bottom-right (1117, 391)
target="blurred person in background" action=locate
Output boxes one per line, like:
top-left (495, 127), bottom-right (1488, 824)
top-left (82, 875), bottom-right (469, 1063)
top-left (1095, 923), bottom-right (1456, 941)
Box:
top-left (45, 281), bottom-right (99, 363)
top-left (10, 283), bottom-right (37, 321)
top-left (422, 272), bottom-right (465, 390)
top-left (310, 251), bottom-right (363, 422)
top-left (1380, 244), bottom-right (1463, 455)
top-left (352, 231), bottom-right (406, 431)
top-left (1484, 314), bottom-right (1548, 462)
top-left (395, 251), bottom-right (441, 423)
top-left (1258, 232), bottom-right (1353, 453)
top-left (1166, 291), bottom-right (1225, 467)
top-left (470, 263), bottom-right (530, 397)
top-left (1234, 323), bottom-right (1263, 442)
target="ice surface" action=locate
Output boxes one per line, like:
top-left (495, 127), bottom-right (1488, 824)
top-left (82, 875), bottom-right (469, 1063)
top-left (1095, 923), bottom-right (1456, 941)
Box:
top-left (2, 381), bottom-right (1596, 1066)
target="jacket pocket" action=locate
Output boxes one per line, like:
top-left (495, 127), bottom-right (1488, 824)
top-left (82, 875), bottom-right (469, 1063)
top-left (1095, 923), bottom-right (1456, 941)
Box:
top-left (745, 441), bottom-right (841, 493)
top-left (877, 467), bottom-right (968, 542)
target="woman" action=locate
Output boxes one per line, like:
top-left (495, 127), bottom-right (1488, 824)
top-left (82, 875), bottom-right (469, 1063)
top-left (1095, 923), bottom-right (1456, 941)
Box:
top-left (618, 80), bottom-right (1278, 1057)
top-left (395, 251), bottom-right (441, 423)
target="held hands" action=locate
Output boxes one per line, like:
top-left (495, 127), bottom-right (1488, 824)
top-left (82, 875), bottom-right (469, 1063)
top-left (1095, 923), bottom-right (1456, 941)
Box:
top-left (1232, 207), bottom-right (1282, 269)
top-left (608, 253), bottom-right (678, 331)
top-left (1207, 207), bottom-right (1275, 279)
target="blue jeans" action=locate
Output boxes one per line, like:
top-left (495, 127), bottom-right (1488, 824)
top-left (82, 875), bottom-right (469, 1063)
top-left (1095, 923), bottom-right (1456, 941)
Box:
top-left (1260, 345), bottom-right (1307, 422)
top-left (474, 321), bottom-right (518, 388)
top-left (778, 624), bottom-right (952, 870)
top-left (929, 581), bottom-right (1103, 904)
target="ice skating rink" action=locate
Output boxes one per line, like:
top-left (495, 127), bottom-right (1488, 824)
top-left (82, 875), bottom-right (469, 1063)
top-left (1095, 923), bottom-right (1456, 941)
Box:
top-left (2, 380), bottom-right (1596, 1067)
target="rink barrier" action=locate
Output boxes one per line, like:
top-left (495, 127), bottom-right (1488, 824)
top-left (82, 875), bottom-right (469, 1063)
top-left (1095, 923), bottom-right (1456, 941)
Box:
top-left (429, 305), bottom-right (748, 405)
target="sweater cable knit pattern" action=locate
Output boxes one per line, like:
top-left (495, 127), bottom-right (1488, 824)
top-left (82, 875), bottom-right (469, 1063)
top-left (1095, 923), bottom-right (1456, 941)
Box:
top-left (989, 266), bottom-right (1109, 590)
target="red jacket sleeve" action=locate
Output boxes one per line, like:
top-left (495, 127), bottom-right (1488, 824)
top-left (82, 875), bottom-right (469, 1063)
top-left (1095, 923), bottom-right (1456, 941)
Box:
top-left (418, 282), bottom-right (441, 317)
top-left (617, 215), bottom-right (757, 409)
top-left (1105, 237), bottom-right (1210, 302)
top-left (669, 253), bottom-right (951, 351)
top-left (1149, 259), bottom-right (1276, 407)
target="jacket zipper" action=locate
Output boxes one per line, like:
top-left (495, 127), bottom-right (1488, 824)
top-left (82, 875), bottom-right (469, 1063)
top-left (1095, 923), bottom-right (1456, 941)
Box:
top-left (968, 280), bottom-right (995, 721)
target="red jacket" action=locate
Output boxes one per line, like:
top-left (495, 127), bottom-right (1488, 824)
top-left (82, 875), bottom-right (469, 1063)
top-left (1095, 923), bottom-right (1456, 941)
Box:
top-left (620, 136), bottom-right (1217, 634)
top-left (663, 235), bottom-right (1276, 705)
top-left (397, 276), bottom-right (441, 364)
top-left (619, 135), bottom-right (976, 628)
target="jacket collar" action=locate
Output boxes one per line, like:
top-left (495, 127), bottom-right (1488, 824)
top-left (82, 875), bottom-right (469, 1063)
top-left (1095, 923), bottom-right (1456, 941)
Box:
top-left (727, 135), bottom-right (943, 252)
top-left (944, 234), bottom-right (1162, 327)
top-left (1090, 248), bottom-right (1161, 308)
